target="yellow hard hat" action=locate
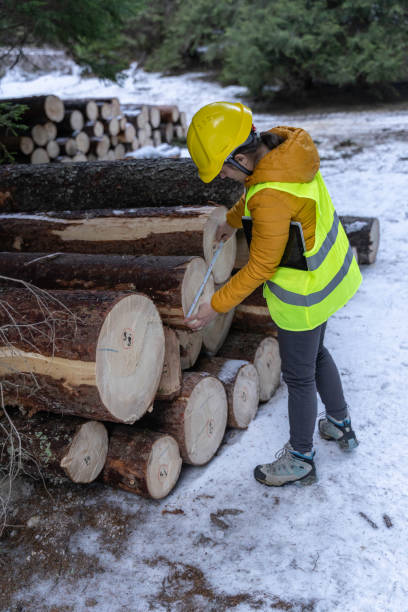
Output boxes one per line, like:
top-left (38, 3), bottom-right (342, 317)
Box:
top-left (187, 101), bottom-right (253, 183)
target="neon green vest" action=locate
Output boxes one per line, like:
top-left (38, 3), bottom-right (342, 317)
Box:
top-left (244, 170), bottom-right (362, 331)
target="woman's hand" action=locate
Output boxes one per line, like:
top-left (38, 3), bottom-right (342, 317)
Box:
top-left (183, 302), bottom-right (218, 331)
top-left (216, 221), bottom-right (236, 243)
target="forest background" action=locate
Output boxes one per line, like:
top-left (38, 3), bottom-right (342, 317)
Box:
top-left (1, 0), bottom-right (407, 101)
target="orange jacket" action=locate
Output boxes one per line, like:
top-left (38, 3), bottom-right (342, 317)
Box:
top-left (211, 126), bottom-right (320, 314)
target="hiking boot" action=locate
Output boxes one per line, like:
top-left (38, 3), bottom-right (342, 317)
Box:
top-left (318, 414), bottom-right (359, 451)
top-left (254, 443), bottom-right (317, 487)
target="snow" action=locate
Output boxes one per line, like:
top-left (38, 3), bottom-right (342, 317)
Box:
top-left (2, 54), bottom-right (408, 611)
top-left (217, 359), bottom-right (248, 384)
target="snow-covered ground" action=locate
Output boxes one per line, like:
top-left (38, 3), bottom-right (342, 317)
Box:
top-left (1, 55), bottom-right (408, 612)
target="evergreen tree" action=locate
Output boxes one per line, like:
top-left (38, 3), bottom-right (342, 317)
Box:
top-left (0, 0), bottom-right (144, 81)
top-left (223, 0), bottom-right (408, 98)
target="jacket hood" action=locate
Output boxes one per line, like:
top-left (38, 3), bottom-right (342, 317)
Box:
top-left (246, 126), bottom-right (320, 186)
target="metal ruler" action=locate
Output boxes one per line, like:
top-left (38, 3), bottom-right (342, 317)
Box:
top-left (186, 241), bottom-right (224, 318)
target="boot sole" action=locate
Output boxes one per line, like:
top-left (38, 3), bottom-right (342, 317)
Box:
top-left (254, 467), bottom-right (317, 487)
top-left (318, 429), bottom-right (359, 451)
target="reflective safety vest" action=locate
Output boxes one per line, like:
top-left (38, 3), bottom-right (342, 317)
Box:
top-left (243, 171), bottom-right (362, 331)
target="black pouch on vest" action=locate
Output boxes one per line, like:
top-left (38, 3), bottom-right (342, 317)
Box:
top-left (242, 216), bottom-right (308, 271)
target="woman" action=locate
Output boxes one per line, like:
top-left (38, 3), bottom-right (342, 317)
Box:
top-left (185, 101), bottom-right (361, 486)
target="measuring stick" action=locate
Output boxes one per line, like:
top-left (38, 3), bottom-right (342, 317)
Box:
top-left (186, 241), bottom-right (224, 318)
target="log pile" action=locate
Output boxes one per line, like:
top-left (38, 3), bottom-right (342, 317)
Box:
top-left (0, 158), bottom-right (379, 500)
top-left (0, 95), bottom-right (188, 164)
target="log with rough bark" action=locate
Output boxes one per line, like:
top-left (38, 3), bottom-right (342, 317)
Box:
top-left (102, 426), bottom-right (182, 499)
top-left (151, 372), bottom-right (228, 465)
top-left (59, 110), bottom-right (84, 133)
top-left (234, 216), bottom-right (379, 269)
top-left (0, 288), bottom-right (165, 423)
top-left (231, 285), bottom-right (278, 336)
top-left (340, 215), bottom-right (380, 264)
top-left (63, 99), bottom-right (99, 122)
top-left (0, 409), bottom-right (108, 484)
top-left (1, 96), bottom-right (65, 123)
top-left (0, 206), bottom-right (236, 283)
top-left (0, 131), bottom-right (33, 156)
top-left (197, 356), bottom-right (260, 429)
top-left (82, 120), bottom-right (104, 138)
top-left (175, 329), bottom-right (203, 370)
top-left (156, 327), bottom-right (182, 400)
top-left (158, 105), bottom-right (180, 124)
top-left (218, 332), bottom-right (281, 402)
top-left (0, 252), bottom-right (214, 328)
top-left (0, 159), bottom-right (244, 212)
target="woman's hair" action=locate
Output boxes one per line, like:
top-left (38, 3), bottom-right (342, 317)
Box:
top-left (234, 130), bottom-right (284, 157)
top-left (259, 131), bottom-right (285, 150)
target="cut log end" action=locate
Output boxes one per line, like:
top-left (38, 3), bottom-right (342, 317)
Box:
top-left (146, 435), bottom-right (182, 499)
top-left (175, 329), bottom-right (203, 370)
top-left (184, 375), bottom-right (227, 465)
top-left (45, 95), bottom-right (65, 123)
top-left (103, 428), bottom-right (182, 499)
top-left (231, 363), bottom-right (260, 428)
top-left (156, 327), bottom-right (182, 400)
top-left (60, 421), bottom-right (108, 483)
top-left (96, 293), bottom-right (165, 422)
top-left (202, 308), bottom-right (235, 356)
top-left (204, 207), bottom-right (237, 284)
top-left (181, 257), bottom-right (215, 320)
top-left (254, 337), bottom-right (281, 402)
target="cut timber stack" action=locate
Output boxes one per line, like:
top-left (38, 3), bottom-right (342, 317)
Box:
top-left (0, 96), bottom-right (189, 164)
top-left (0, 157), bottom-right (380, 500)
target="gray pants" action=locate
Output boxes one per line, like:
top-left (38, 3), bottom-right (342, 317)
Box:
top-left (277, 321), bottom-right (347, 454)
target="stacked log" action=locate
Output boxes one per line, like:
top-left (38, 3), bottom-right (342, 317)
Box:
top-left (0, 288), bottom-right (166, 423)
top-left (0, 96), bottom-right (189, 164)
top-left (0, 409), bottom-right (109, 484)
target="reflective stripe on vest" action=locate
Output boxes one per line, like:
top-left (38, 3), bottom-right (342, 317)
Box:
top-left (244, 171), bottom-right (362, 330)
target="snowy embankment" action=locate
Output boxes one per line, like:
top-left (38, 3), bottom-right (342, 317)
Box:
top-left (1, 55), bottom-right (408, 611)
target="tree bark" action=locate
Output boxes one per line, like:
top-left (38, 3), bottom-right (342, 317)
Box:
top-left (0, 288), bottom-right (165, 423)
top-left (102, 426), bottom-right (182, 499)
top-left (0, 252), bottom-right (214, 329)
top-left (0, 159), bottom-right (244, 212)
top-left (0, 408), bottom-right (108, 484)
top-left (218, 332), bottom-right (281, 402)
top-left (196, 356), bottom-right (259, 429)
top-left (150, 372), bottom-right (228, 465)
top-left (0, 96), bottom-right (64, 123)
